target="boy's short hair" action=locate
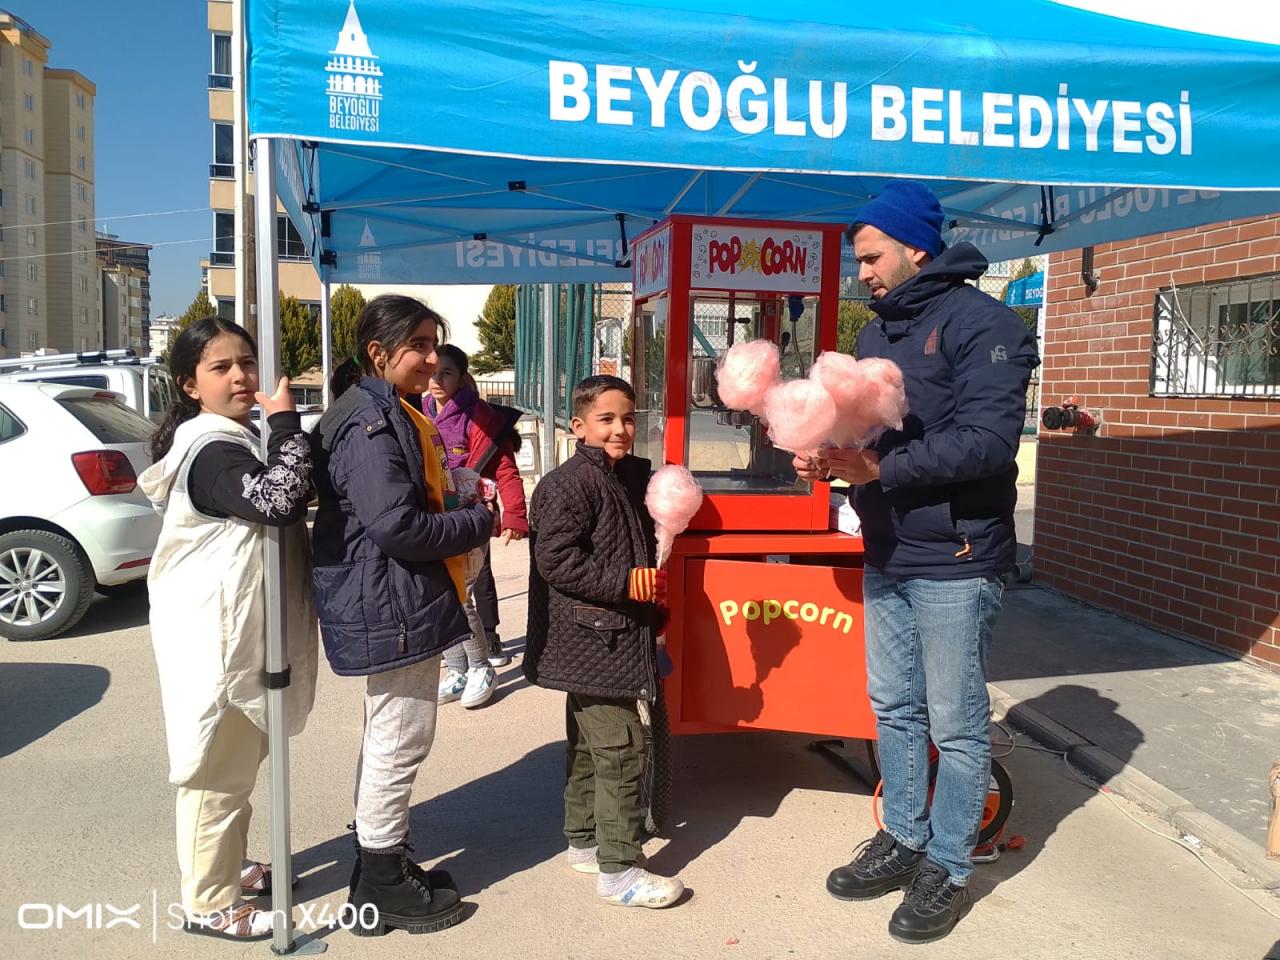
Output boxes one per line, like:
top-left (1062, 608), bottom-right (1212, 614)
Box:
top-left (572, 375), bottom-right (636, 419)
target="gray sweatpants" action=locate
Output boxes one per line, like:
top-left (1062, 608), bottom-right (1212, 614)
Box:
top-left (353, 655), bottom-right (441, 849)
top-left (443, 545), bottom-right (489, 675)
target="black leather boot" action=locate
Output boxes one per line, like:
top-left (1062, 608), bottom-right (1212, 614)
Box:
top-left (826, 829), bottom-right (924, 901)
top-left (345, 825), bottom-right (454, 902)
top-left (888, 860), bottom-right (972, 944)
top-left (348, 845), bottom-right (465, 936)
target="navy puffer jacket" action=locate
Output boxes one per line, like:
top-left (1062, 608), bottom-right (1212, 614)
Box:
top-left (853, 242), bottom-right (1040, 580)
top-left (310, 377), bottom-right (491, 676)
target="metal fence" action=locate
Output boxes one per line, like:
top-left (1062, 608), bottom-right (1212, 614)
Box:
top-left (476, 379), bottom-right (516, 406)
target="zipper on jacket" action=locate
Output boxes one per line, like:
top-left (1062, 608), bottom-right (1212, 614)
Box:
top-left (612, 470), bottom-right (658, 700)
top-left (397, 622), bottom-right (408, 654)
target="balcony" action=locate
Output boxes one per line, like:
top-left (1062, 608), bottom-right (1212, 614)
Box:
top-left (208, 73), bottom-right (232, 90)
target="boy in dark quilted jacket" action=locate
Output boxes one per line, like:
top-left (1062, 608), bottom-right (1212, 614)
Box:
top-left (525, 375), bottom-right (685, 909)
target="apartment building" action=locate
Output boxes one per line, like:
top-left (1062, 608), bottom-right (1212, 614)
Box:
top-left (0, 11), bottom-right (98, 358)
top-left (98, 233), bottom-right (150, 352)
top-left (204, 0), bottom-right (320, 324)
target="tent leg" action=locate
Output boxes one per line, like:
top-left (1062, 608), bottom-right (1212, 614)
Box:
top-left (253, 135), bottom-right (327, 957)
top-left (320, 275), bottom-right (332, 409)
top-left (541, 283), bottom-right (557, 475)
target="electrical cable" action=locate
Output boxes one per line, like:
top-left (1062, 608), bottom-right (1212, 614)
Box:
top-left (0, 237), bottom-right (212, 263)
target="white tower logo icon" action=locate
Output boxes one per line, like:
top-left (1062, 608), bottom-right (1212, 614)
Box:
top-left (326, 1), bottom-right (382, 132)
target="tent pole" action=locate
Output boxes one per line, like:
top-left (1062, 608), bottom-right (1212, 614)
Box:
top-left (320, 273), bottom-right (332, 409)
top-left (253, 135), bottom-right (322, 956)
top-left (232, 0), bottom-right (248, 331)
top-left (541, 283), bottom-right (557, 475)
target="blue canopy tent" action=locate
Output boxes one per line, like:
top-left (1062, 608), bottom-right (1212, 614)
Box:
top-left (241, 1), bottom-right (1280, 950)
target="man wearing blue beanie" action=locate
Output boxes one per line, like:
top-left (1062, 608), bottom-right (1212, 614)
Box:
top-left (795, 181), bottom-right (1040, 944)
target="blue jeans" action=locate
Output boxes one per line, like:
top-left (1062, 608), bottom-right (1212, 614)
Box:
top-left (863, 566), bottom-right (1004, 884)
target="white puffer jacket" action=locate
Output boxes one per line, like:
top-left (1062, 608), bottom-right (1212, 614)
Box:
top-left (140, 414), bottom-right (318, 785)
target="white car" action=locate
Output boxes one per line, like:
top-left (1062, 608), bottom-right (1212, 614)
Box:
top-left (0, 382), bottom-right (161, 641)
top-left (0, 349), bottom-right (179, 424)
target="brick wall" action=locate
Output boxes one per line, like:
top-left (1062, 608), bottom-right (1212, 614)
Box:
top-left (1037, 215), bottom-right (1280, 668)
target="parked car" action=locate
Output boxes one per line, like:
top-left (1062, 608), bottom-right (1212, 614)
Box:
top-left (0, 349), bottom-right (178, 424)
top-left (0, 382), bottom-right (160, 641)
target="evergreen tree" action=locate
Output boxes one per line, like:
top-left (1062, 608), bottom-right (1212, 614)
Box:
top-left (279, 294), bottom-right (320, 379)
top-left (166, 289), bottom-right (217, 354)
top-left (471, 284), bottom-right (517, 375)
top-left (329, 284), bottom-right (365, 367)
top-left (837, 299), bottom-right (876, 355)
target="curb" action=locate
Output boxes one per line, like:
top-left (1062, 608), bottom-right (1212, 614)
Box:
top-left (988, 686), bottom-right (1280, 893)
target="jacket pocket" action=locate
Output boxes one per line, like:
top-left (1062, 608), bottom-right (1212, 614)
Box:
top-left (573, 604), bottom-right (628, 651)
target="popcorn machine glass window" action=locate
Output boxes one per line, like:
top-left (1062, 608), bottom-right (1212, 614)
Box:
top-left (631, 294), bottom-right (667, 464)
top-left (687, 293), bottom-right (818, 492)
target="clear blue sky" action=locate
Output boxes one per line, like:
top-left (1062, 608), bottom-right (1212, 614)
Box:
top-left (27, 1), bottom-right (209, 318)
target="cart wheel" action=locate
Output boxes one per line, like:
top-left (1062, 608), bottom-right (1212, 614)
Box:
top-left (639, 688), bottom-right (672, 838)
top-left (977, 759), bottom-right (1014, 846)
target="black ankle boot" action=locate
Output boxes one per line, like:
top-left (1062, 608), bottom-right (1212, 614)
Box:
top-left (888, 860), bottom-right (972, 944)
top-left (348, 845), bottom-right (466, 936)
top-left (827, 829), bottom-right (924, 901)
top-left (345, 825), bottom-right (455, 902)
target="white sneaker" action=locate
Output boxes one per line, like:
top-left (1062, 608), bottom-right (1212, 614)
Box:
top-left (598, 868), bottom-right (684, 909)
top-left (437, 669), bottom-right (466, 704)
top-left (460, 665), bottom-right (496, 709)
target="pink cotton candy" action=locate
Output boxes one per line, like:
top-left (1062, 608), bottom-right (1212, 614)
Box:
top-left (810, 351), bottom-right (872, 447)
top-left (859, 357), bottom-right (908, 435)
top-left (762, 379), bottom-right (839, 453)
top-left (716, 340), bottom-right (781, 416)
top-left (645, 464), bottom-right (704, 567)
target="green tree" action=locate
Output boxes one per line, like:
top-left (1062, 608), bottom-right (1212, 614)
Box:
top-left (837, 299), bottom-right (875, 356)
top-left (166, 289), bottom-right (217, 354)
top-left (999, 258), bottom-right (1041, 335)
top-left (329, 284), bottom-right (365, 367)
top-left (471, 284), bottom-right (516, 375)
top-left (279, 294), bottom-right (320, 379)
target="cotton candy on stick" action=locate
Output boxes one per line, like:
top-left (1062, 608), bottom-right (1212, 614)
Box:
top-left (809, 351), bottom-right (872, 447)
top-left (762, 379), bottom-right (839, 453)
top-left (645, 464), bottom-right (704, 567)
top-left (716, 339), bottom-right (781, 416)
top-left (858, 358), bottom-right (908, 439)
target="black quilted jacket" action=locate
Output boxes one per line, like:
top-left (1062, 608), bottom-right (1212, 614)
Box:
top-left (524, 442), bottom-right (660, 701)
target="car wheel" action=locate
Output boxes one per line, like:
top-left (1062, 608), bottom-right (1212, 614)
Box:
top-left (0, 530), bottom-right (95, 641)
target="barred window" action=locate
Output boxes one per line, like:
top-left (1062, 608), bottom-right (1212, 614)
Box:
top-left (1151, 274), bottom-right (1280, 398)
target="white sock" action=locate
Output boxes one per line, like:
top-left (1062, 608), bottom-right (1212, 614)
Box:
top-left (597, 866), bottom-right (642, 897)
top-left (566, 845), bottom-right (596, 866)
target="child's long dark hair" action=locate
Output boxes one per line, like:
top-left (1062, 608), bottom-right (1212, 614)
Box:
top-left (330, 295), bottom-right (450, 399)
top-left (151, 317), bottom-right (257, 463)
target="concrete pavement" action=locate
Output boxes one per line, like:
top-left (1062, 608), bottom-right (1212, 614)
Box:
top-left (2, 538), bottom-right (1278, 959)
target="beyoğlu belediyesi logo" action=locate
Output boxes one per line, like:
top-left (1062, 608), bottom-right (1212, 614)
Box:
top-left (326, 0), bottom-right (382, 133)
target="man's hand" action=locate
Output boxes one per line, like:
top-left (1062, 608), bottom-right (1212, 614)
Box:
top-left (794, 448), bottom-right (880, 484)
top-left (793, 450), bottom-right (829, 482)
top-left (254, 376), bottom-right (296, 417)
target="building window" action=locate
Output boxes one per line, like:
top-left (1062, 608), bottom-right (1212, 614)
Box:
top-left (79, 275), bottom-right (88, 293)
top-left (77, 124), bottom-right (86, 141)
top-left (213, 210), bottom-right (234, 265)
top-left (79, 248), bottom-right (88, 264)
top-left (26, 229), bottom-right (36, 248)
top-left (277, 216), bottom-right (308, 261)
top-left (80, 307), bottom-right (88, 325)
top-left (0, 296), bottom-right (5, 313)
top-left (77, 155), bottom-right (87, 172)
top-left (79, 217), bottom-right (87, 233)
top-left (24, 195), bottom-right (35, 215)
top-left (23, 93), bottom-right (33, 111)
top-left (78, 183), bottom-right (89, 202)
top-left (211, 123), bottom-right (234, 178)
top-left (1152, 273), bottom-right (1280, 398)
top-left (80, 336), bottom-right (89, 352)
top-left (210, 33), bottom-right (233, 88)
top-left (76, 91), bottom-right (86, 109)
top-left (23, 159), bottom-right (36, 179)
top-left (26, 263), bottom-right (36, 282)
top-left (27, 298), bottom-right (38, 316)
top-left (23, 128), bottom-right (34, 146)
top-left (22, 58), bottom-right (33, 78)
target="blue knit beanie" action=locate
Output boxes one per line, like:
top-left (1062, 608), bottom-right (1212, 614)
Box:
top-left (853, 181), bottom-right (945, 257)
